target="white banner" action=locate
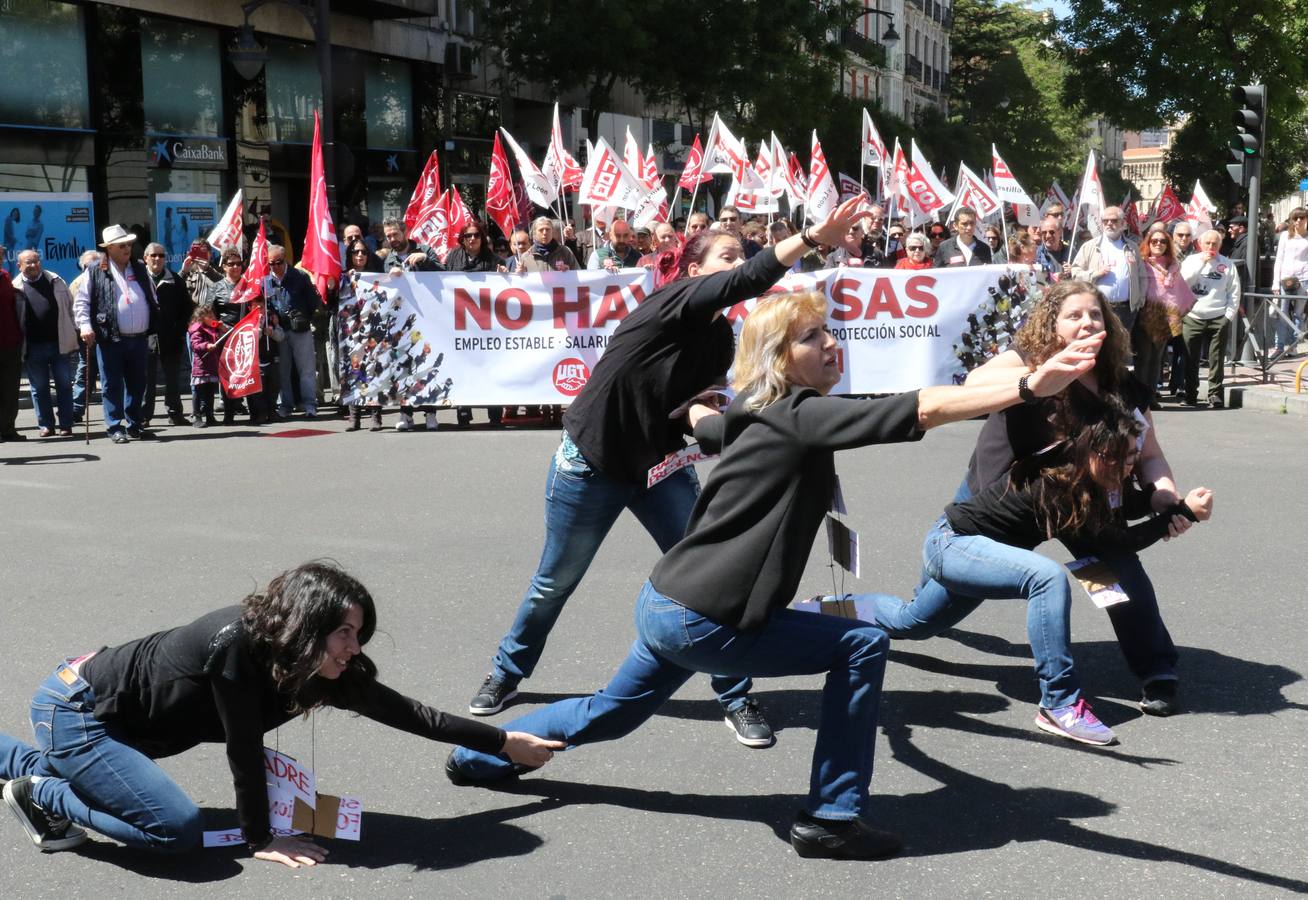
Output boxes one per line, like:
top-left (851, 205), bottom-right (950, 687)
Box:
top-left (342, 265), bottom-right (1040, 406)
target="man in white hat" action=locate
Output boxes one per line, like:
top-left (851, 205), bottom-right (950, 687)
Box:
top-left (73, 225), bottom-right (160, 443)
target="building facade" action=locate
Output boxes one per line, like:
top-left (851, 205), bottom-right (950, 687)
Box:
top-left (840, 0), bottom-right (951, 121)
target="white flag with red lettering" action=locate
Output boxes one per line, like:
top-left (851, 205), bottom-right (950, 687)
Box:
top-left (500, 128), bottom-right (558, 207)
top-left (1185, 179), bottom-right (1216, 229)
top-left (541, 102), bottom-right (584, 195)
top-left (579, 137), bottom-right (657, 212)
top-left (207, 190), bottom-right (244, 251)
top-left (806, 131), bottom-right (839, 222)
top-left (905, 140), bottom-right (955, 219)
top-left (861, 108), bottom-right (887, 169)
top-left (953, 162), bottom-right (1002, 220)
top-left (838, 172), bottom-right (871, 205)
top-left (990, 145), bottom-right (1036, 209)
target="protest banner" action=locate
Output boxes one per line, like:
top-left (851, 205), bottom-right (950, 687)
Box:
top-left (203, 749), bottom-right (362, 847)
top-left (343, 263), bottom-right (1040, 407)
top-left (1, 191), bottom-right (96, 283)
top-left (154, 194), bottom-right (219, 271)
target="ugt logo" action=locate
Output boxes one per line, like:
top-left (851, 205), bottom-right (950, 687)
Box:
top-left (552, 357), bottom-right (590, 396)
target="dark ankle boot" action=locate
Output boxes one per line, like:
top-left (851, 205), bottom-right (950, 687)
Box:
top-left (347, 407), bottom-right (362, 431)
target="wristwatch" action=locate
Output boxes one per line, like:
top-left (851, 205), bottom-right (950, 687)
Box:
top-left (1018, 373), bottom-right (1037, 403)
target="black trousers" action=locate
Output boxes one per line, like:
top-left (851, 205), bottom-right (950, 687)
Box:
top-left (0, 346), bottom-right (21, 435)
top-left (145, 329), bottom-right (187, 421)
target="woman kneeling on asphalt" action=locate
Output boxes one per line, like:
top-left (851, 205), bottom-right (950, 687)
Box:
top-left (0, 562), bottom-right (562, 866)
top-left (446, 289), bottom-right (1100, 860)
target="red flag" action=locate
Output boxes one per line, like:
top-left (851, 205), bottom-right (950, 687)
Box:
top-left (1150, 184), bottom-right (1186, 227)
top-left (218, 305), bottom-right (264, 399)
top-left (301, 111), bottom-right (341, 303)
top-left (514, 179), bottom-right (534, 226)
top-left (786, 152), bottom-right (808, 199)
top-left (404, 150), bottom-right (442, 236)
top-left (230, 218), bottom-right (269, 306)
top-left (485, 133), bottom-right (518, 238)
top-left (1123, 193), bottom-right (1143, 237)
top-left (678, 135), bottom-right (712, 190)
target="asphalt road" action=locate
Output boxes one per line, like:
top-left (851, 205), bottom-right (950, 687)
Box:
top-left (0, 403), bottom-right (1305, 899)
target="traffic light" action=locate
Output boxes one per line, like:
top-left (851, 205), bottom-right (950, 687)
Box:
top-left (1228, 84), bottom-right (1266, 185)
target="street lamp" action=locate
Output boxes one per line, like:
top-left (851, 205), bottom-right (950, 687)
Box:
top-left (859, 7), bottom-right (900, 52)
top-left (230, 0), bottom-right (336, 210)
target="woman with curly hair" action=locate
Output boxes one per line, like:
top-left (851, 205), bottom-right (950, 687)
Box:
top-left (0, 563), bottom-right (561, 866)
top-left (866, 280), bottom-right (1209, 740)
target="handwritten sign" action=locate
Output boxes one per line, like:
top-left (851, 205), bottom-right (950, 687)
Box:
top-left (1066, 557), bottom-right (1130, 608)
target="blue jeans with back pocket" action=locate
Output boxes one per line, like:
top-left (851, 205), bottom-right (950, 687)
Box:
top-left (0, 661), bottom-right (203, 851)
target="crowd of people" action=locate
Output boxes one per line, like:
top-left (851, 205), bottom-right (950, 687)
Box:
top-left (1, 190), bottom-right (1277, 444)
top-left (1, 194), bottom-right (1218, 869)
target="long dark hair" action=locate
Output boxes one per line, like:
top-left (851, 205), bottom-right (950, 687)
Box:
top-left (1014, 395), bottom-right (1142, 538)
top-left (241, 562), bottom-right (378, 708)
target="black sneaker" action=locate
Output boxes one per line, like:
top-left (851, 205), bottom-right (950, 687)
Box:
top-left (790, 811), bottom-right (902, 860)
top-left (3, 776), bottom-right (88, 851)
top-left (1140, 679), bottom-right (1179, 717)
top-left (724, 698), bottom-right (775, 748)
top-left (468, 673), bottom-right (519, 716)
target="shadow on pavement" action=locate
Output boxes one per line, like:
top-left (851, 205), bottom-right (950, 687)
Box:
top-left (0, 452), bottom-right (100, 465)
top-left (935, 628), bottom-right (1307, 716)
top-left (71, 800), bottom-right (557, 878)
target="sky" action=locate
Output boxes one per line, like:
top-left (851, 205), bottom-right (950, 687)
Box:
top-left (1027, 0), bottom-right (1071, 17)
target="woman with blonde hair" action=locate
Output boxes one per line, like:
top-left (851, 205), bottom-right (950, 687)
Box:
top-left (447, 289), bottom-right (1098, 860)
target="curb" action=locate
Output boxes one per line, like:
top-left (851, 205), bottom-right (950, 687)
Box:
top-left (1230, 386), bottom-right (1308, 417)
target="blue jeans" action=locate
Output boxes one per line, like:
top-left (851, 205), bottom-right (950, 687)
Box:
top-left (492, 434), bottom-right (751, 710)
top-left (457, 581), bottom-right (890, 820)
top-left (96, 333), bottom-right (150, 434)
top-left (0, 662), bottom-right (202, 851)
top-left (867, 518), bottom-right (1082, 709)
top-left (24, 341), bottom-right (74, 430)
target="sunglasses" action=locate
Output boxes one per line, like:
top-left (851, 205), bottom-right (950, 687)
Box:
top-left (145, 252), bottom-right (165, 258)
top-left (268, 259), bottom-right (287, 266)
top-left (1148, 238), bottom-right (1168, 245)
top-left (462, 232), bottom-right (483, 239)
top-left (907, 245), bottom-right (927, 251)
top-left (223, 261), bottom-right (242, 267)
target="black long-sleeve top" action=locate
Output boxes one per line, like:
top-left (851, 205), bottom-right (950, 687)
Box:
top-left (946, 475), bottom-right (1198, 553)
top-left (650, 387), bottom-right (924, 630)
top-left (562, 247), bottom-right (788, 486)
top-left (81, 607), bottom-right (506, 847)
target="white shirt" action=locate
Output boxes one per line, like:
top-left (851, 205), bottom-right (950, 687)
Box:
top-left (1097, 236), bottom-right (1131, 303)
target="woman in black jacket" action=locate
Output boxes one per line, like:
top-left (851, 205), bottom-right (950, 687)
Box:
top-left (0, 562), bottom-right (560, 867)
top-left (448, 289), bottom-right (1099, 860)
top-left (465, 197), bottom-right (868, 747)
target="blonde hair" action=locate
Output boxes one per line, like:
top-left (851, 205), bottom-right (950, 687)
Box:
top-left (732, 290), bottom-right (830, 411)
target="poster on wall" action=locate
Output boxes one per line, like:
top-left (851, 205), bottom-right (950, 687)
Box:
top-left (154, 193), bottom-right (219, 270)
top-left (1, 192), bottom-right (96, 284)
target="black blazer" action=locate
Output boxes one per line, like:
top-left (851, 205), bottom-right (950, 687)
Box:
top-left (933, 236), bottom-right (993, 268)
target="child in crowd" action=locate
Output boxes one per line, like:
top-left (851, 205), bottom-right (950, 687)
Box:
top-left (187, 303), bottom-right (225, 428)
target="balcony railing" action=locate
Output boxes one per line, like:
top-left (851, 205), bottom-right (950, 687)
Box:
top-left (840, 27), bottom-right (888, 68)
top-left (906, 55), bottom-right (923, 81)
top-left (905, 0), bottom-right (924, 10)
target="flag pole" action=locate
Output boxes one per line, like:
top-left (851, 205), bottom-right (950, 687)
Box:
top-left (684, 182), bottom-right (701, 236)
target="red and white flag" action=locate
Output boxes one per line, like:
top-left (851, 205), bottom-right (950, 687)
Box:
top-left (860, 108), bottom-right (887, 169)
top-left (1123, 192), bottom-right (1143, 236)
top-left (838, 172), bottom-right (871, 204)
top-left (952, 162), bottom-right (1002, 220)
top-left (905, 140), bottom-right (955, 219)
top-left (1048, 179), bottom-right (1071, 209)
top-left (1185, 179), bottom-right (1217, 229)
top-left (703, 113), bottom-right (745, 175)
top-left (301, 111), bottom-right (341, 302)
top-left (578, 137), bottom-right (657, 212)
top-left (541, 102), bottom-right (584, 195)
top-left (404, 150), bottom-right (442, 238)
top-left (678, 135), bottom-right (712, 190)
top-left (785, 151), bottom-right (808, 208)
top-left (206, 190), bottom-right (244, 251)
top-left (230, 218), bottom-right (269, 306)
top-left (410, 189), bottom-right (469, 260)
top-left (500, 128), bottom-right (557, 207)
top-left (1075, 150), bottom-right (1105, 215)
top-left (806, 131), bottom-right (839, 222)
top-left (1149, 184), bottom-right (1187, 227)
top-left (727, 148), bottom-right (780, 214)
top-left (218, 304), bottom-right (263, 399)
top-left (990, 145), bottom-right (1036, 210)
top-left (485, 133), bottom-right (518, 238)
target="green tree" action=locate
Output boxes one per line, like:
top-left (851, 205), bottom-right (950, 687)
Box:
top-left (1055, 0), bottom-right (1308, 202)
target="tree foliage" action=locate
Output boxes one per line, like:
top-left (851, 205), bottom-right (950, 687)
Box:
top-left (1055, 0), bottom-right (1308, 202)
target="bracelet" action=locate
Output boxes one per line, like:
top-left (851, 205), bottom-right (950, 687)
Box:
top-left (799, 228), bottom-right (820, 250)
top-left (1017, 373), bottom-right (1037, 403)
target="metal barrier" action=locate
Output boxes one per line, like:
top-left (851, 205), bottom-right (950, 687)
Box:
top-left (1232, 291), bottom-right (1306, 381)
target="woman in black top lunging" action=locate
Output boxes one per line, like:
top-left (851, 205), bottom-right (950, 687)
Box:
top-left (466, 197), bottom-right (870, 750)
top-left (0, 562), bottom-right (561, 867)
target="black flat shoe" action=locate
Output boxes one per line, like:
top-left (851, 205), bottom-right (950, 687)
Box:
top-left (790, 811), bottom-right (902, 860)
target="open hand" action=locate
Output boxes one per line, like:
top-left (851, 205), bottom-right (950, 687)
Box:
top-left (809, 195), bottom-right (871, 248)
top-left (254, 835), bottom-right (328, 868)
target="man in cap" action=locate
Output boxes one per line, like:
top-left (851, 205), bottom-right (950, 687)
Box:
top-left (73, 225), bottom-right (160, 443)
